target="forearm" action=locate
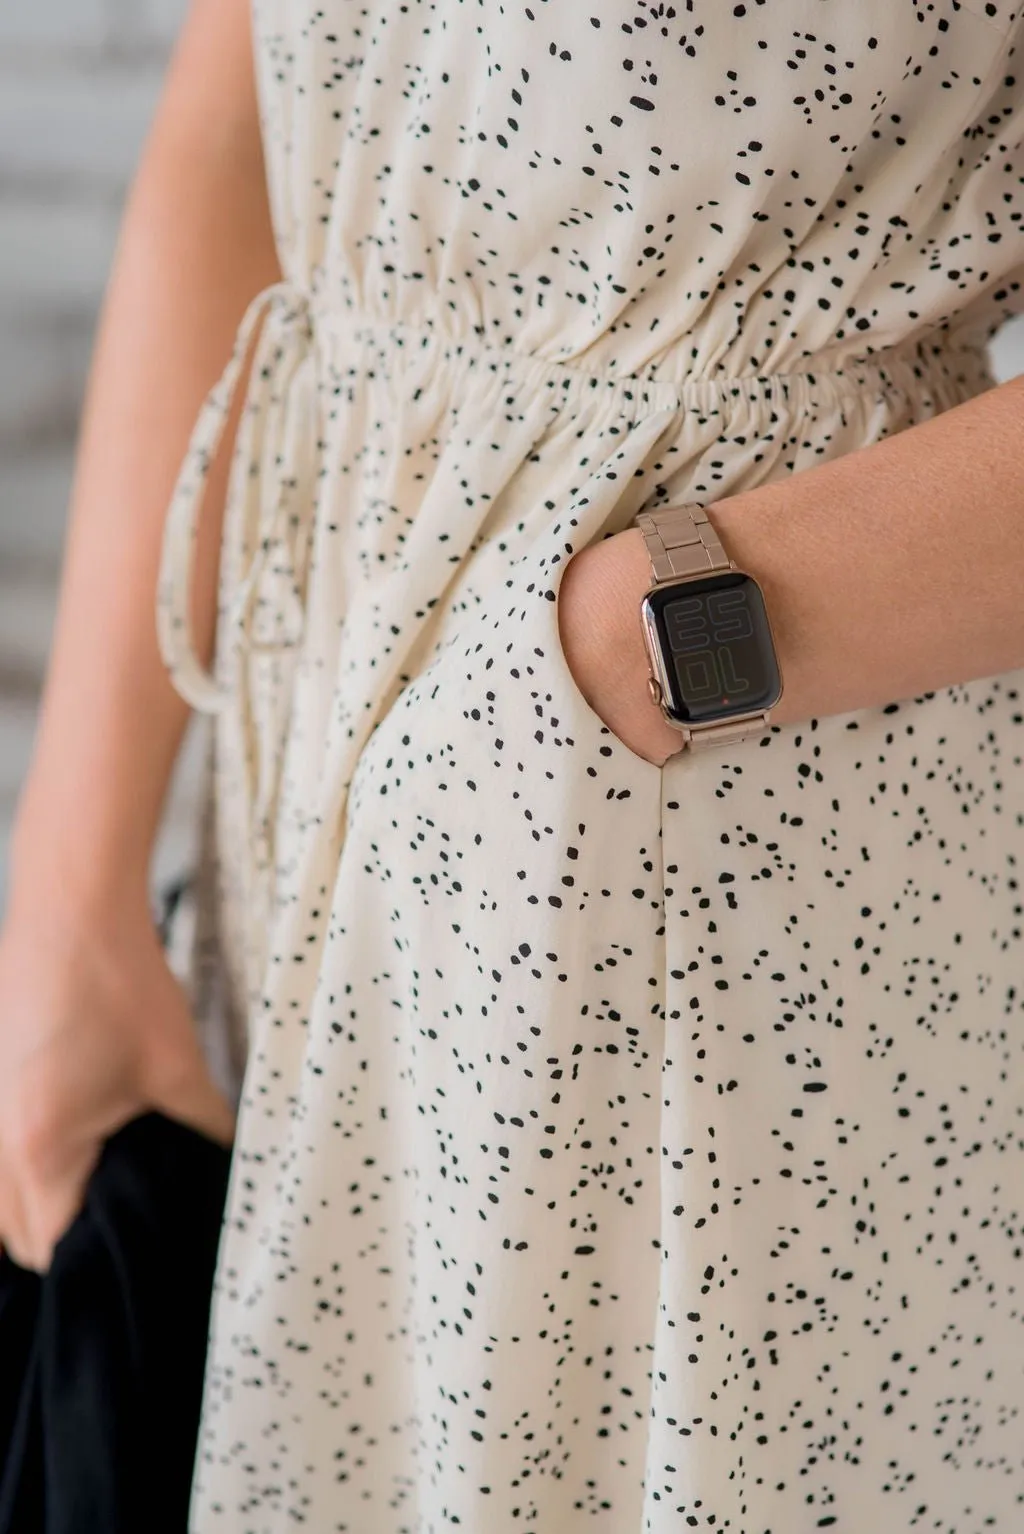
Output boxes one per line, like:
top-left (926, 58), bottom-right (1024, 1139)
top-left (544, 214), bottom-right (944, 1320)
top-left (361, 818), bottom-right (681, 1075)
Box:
top-left (8, 0), bottom-right (280, 920)
top-left (715, 373), bottom-right (1024, 727)
top-left (589, 372), bottom-right (1024, 756)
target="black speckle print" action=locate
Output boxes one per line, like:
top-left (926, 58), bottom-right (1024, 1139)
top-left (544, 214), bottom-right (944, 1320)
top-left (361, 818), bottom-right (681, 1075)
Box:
top-left (155, 3), bottom-right (1024, 1530)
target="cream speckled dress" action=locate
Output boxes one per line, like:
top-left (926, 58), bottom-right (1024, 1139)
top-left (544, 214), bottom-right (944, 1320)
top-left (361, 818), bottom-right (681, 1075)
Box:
top-left (157, 4), bottom-right (1024, 1529)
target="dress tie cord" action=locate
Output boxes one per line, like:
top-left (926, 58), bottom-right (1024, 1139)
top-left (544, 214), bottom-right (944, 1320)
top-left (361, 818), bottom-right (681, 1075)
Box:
top-left (156, 280), bottom-right (316, 715)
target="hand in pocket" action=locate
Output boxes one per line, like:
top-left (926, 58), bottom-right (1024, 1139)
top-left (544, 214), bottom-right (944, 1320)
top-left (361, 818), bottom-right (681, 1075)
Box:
top-left (556, 525), bottom-right (684, 768)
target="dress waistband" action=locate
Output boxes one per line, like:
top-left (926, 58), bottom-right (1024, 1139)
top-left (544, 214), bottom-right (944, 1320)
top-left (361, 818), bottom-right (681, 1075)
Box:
top-left (307, 277), bottom-right (994, 413)
top-left (156, 279), bottom-right (993, 715)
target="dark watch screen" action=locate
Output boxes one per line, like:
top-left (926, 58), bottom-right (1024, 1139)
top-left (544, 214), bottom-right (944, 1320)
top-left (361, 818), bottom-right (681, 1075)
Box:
top-left (646, 571), bottom-right (782, 725)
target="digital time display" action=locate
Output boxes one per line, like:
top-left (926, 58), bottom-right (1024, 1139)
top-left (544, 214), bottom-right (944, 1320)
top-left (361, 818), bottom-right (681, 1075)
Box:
top-left (645, 571), bottom-right (782, 725)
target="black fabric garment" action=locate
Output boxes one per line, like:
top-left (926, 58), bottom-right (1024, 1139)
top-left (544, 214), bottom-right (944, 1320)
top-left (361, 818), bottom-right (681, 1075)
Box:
top-left (0, 1113), bottom-right (231, 1534)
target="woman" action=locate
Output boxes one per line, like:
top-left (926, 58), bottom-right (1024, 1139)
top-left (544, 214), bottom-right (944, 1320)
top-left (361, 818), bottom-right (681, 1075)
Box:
top-left (1, 0), bottom-right (1023, 1527)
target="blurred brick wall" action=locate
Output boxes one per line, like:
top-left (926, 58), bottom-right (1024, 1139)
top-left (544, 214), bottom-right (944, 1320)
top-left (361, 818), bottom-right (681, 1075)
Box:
top-left (0, 0), bottom-right (192, 892)
top-left (0, 0), bottom-right (186, 455)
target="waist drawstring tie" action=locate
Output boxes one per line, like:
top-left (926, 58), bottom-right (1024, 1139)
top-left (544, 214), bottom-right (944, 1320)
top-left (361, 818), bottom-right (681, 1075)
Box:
top-left (156, 280), bottom-right (318, 1016)
top-left (157, 280), bottom-right (316, 714)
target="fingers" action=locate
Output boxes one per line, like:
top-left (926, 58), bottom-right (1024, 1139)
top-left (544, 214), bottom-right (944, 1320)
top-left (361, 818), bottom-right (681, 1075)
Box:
top-left (0, 1067), bottom-right (233, 1272)
top-left (147, 1041), bottom-right (237, 1149)
top-left (21, 1166), bottom-right (95, 1272)
top-left (0, 1173), bottom-right (35, 1270)
top-left (0, 953), bottom-right (236, 1272)
top-left (0, 1052), bottom-right (126, 1272)
top-left (0, 1138), bottom-right (100, 1273)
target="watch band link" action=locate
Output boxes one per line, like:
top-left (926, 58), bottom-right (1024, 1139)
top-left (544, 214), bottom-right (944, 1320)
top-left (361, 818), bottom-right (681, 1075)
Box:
top-left (634, 500), bottom-right (731, 582)
top-left (682, 712), bottom-right (770, 752)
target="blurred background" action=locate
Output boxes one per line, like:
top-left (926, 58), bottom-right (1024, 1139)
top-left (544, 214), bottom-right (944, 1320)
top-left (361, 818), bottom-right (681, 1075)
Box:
top-left (0, 0), bottom-right (196, 908)
top-left (1, 0), bottom-right (1023, 906)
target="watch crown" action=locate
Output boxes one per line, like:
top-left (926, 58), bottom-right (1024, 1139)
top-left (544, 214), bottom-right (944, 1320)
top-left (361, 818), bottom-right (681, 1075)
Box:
top-left (646, 675), bottom-right (663, 708)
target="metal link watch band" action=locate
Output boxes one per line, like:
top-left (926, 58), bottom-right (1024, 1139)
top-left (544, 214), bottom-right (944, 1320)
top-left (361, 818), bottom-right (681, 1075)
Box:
top-left (634, 500), bottom-right (731, 582)
top-left (634, 500), bottom-right (771, 753)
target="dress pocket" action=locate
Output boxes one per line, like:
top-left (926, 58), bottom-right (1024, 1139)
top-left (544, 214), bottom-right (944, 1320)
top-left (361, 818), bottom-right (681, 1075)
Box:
top-left (532, 526), bottom-right (667, 784)
top-left (954, 0), bottom-right (1022, 38)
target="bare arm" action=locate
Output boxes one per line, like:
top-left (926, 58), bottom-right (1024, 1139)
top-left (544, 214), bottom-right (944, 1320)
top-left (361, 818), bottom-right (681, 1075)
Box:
top-left (558, 370), bottom-right (1024, 763)
top-left (7, 0), bottom-right (281, 923)
top-left (712, 372), bottom-right (1024, 727)
top-left (0, 0), bottom-right (280, 1271)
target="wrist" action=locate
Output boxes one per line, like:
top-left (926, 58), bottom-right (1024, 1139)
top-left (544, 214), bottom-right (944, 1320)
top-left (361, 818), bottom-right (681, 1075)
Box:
top-left (7, 793), bottom-right (152, 937)
top-left (627, 499), bottom-right (792, 743)
top-left (587, 526), bottom-right (686, 763)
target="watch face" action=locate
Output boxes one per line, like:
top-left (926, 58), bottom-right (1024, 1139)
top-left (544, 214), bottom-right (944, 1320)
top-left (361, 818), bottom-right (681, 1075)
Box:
top-left (644, 571), bottom-right (782, 725)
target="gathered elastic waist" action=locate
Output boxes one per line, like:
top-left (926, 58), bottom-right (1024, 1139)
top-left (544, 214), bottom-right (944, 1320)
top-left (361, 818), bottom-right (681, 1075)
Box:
top-left (301, 281), bottom-right (995, 420)
top-left (156, 277), bottom-right (995, 718)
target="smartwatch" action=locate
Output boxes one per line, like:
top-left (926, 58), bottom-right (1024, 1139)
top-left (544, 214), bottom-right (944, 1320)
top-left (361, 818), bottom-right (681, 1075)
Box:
top-left (633, 500), bottom-right (783, 751)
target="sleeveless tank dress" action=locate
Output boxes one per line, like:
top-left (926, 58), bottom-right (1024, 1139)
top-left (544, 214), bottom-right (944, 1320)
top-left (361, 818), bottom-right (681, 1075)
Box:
top-left (157, 4), bottom-right (1024, 1529)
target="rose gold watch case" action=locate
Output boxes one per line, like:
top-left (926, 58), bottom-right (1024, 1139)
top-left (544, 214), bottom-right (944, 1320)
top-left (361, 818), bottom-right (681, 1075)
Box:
top-left (638, 563), bottom-right (785, 750)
